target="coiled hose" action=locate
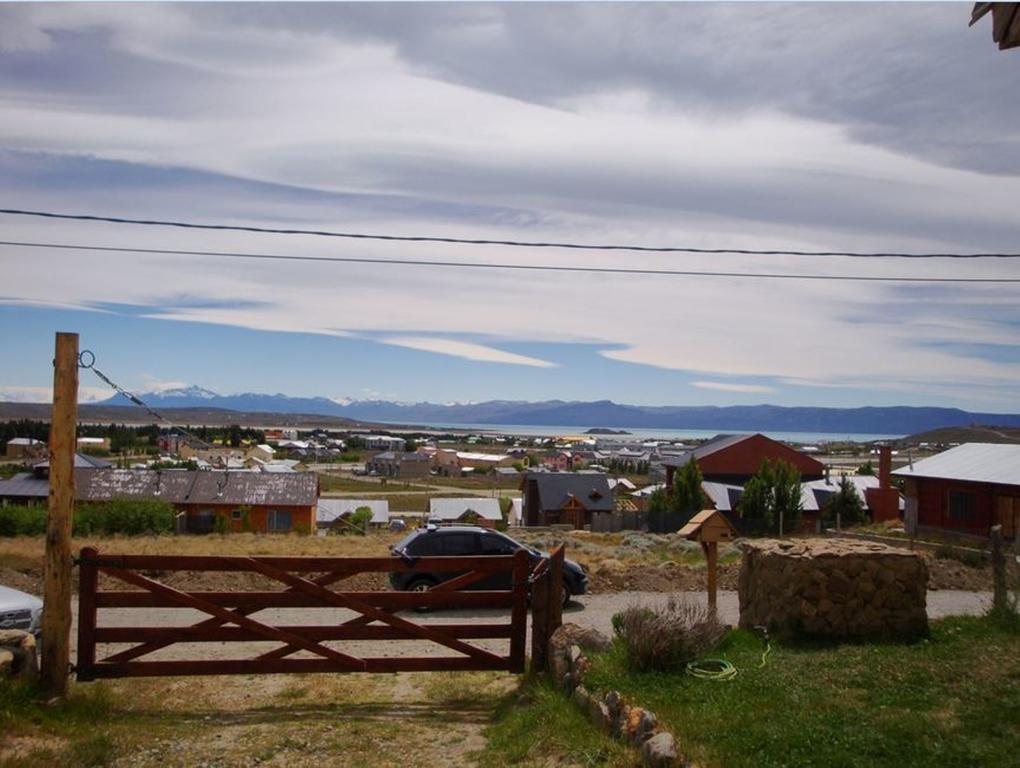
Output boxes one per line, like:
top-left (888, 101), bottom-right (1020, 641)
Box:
top-left (685, 625), bottom-right (771, 682)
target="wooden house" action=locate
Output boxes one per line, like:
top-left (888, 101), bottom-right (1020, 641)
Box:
top-left (893, 443), bottom-right (1020, 540)
top-left (521, 472), bottom-right (614, 529)
top-left (663, 433), bottom-right (825, 488)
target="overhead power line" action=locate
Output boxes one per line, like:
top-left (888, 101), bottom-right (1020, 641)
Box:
top-left (1, 207), bottom-right (1018, 259)
top-left (2, 239), bottom-right (1018, 283)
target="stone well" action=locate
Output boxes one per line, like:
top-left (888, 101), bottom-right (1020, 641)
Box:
top-left (738, 538), bottom-right (928, 637)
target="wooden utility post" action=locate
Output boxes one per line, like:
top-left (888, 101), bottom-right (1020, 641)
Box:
top-left (41, 332), bottom-right (78, 697)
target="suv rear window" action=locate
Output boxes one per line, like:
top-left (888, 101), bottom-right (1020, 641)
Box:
top-left (479, 532), bottom-right (517, 554)
top-left (433, 532), bottom-right (477, 555)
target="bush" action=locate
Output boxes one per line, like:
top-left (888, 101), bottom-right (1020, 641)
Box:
top-left (0, 505), bottom-right (48, 536)
top-left (1, 500), bottom-right (177, 536)
top-left (73, 499), bottom-right (176, 536)
top-left (614, 596), bottom-right (727, 672)
top-left (213, 512), bottom-right (230, 535)
top-left (934, 543), bottom-right (988, 568)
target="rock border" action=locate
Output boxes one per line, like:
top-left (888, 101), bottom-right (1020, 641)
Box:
top-left (0, 630), bottom-right (39, 681)
top-left (547, 623), bottom-right (688, 768)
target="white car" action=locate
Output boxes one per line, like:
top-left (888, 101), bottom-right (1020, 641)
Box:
top-left (0, 585), bottom-right (43, 639)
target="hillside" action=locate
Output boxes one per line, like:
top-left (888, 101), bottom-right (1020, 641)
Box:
top-left (900, 425), bottom-right (1020, 445)
top-left (0, 402), bottom-right (374, 430)
top-left (5, 387), bottom-right (1020, 435)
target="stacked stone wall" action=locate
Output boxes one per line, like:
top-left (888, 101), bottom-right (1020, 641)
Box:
top-left (738, 539), bottom-right (928, 637)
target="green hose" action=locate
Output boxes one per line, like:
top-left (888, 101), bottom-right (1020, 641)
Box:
top-left (685, 658), bottom-right (738, 681)
top-left (686, 625), bottom-right (772, 682)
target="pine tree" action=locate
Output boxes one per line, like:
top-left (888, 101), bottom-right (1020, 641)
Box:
top-left (739, 459), bottom-right (802, 535)
top-left (822, 476), bottom-right (867, 528)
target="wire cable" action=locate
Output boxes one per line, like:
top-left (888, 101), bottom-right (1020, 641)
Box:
top-left (2, 239), bottom-right (1018, 284)
top-left (77, 352), bottom-right (229, 491)
top-left (1, 207), bottom-right (1018, 259)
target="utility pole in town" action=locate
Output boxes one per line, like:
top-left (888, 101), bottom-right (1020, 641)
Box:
top-left (41, 332), bottom-right (78, 697)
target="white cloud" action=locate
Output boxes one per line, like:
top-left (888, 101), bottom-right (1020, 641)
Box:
top-left (0, 4), bottom-right (1018, 409)
top-left (380, 337), bottom-right (557, 368)
top-left (691, 381), bottom-right (775, 394)
top-left (0, 385), bottom-right (112, 403)
top-left (139, 375), bottom-right (188, 393)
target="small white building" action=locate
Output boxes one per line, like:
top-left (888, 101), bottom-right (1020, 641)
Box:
top-left (317, 499), bottom-right (391, 530)
top-left (427, 498), bottom-right (503, 527)
top-left (247, 444), bottom-right (275, 463)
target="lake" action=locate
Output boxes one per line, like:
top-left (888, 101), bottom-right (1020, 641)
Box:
top-left (391, 422), bottom-right (902, 445)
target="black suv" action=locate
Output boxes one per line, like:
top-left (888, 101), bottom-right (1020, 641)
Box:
top-left (389, 525), bottom-right (587, 607)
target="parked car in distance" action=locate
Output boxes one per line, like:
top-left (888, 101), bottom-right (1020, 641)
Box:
top-left (389, 525), bottom-right (587, 607)
top-left (0, 584), bottom-right (43, 640)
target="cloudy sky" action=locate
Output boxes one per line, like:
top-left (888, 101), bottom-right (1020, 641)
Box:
top-left (1, 2), bottom-right (1019, 412)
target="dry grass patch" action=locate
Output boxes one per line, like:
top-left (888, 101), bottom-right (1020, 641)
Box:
top-left (3, 669), bottom-right (524, 768)
top-left (0, 532), bottom-right (407, 594)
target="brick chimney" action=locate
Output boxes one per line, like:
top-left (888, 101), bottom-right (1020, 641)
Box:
top-left (866, 444), bottom-right (900, 524)
top-left (878, 444), bottom-right (892, 490)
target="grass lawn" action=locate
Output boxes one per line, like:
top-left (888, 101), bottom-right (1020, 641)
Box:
top-left (583, 616), bottom-right (1020, 768)
top-left (317, 475), bottom-right (433, 493)
top-left (478, 675), bottom-right (635, 768)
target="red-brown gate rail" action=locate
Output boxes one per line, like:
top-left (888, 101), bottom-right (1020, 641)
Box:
top-left (75, 546), bottom-right (531, 679)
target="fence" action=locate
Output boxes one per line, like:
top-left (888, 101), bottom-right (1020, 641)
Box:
top-left (75, 546), bottom-right (539, 679)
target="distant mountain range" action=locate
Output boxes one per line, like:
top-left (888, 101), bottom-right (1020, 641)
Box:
top-left (85, 386), bottom-right (1020, 435)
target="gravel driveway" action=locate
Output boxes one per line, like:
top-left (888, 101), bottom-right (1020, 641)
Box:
top-left (70, 590), bottom-right (993, 665)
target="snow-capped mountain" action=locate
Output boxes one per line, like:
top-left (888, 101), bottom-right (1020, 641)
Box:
top-left (90, 387), bottom-right (1020, 433)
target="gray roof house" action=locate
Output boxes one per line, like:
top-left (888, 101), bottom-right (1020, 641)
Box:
top-left (428, 497), bottom-right (503, 526)
top-left (317, 499), bottom-right (390, 529)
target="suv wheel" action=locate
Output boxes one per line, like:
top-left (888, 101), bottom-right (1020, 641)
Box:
top-left (406, 577), bottom-right (437, 613)
top-left (562, 585), bottom-right (572, 608)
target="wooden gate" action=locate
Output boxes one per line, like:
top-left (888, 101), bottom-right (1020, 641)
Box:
top-left (75, 546), bottom-right (533, 679)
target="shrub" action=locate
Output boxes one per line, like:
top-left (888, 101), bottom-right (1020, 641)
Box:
top-left (0, 505), bottom-right (48, 536)
top-left (73, 499), bottom-right (176, 536)
top-left (614, 596), bottom-right (727, 672)
top-left (213, 512), bottom-right (230, 535)
top-left (934, 543), bottom-right (988, 568)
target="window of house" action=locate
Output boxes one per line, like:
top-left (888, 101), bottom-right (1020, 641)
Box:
top-left (231, 509), bottom-right (242, 520)
top-left (268, 510), bottom-right (292, 532)
top-left (948, 491), bottom-right (976, 522)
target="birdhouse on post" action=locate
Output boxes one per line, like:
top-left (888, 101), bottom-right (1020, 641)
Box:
top-left (678, 509), bottom-right (737, 614)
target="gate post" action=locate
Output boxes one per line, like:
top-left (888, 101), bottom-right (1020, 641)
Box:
top-left (548, 545), bottom-right (565, 636)
top-left (509, 549), bottom-right (528, 673)
top-left (530, 562), bottom-right (550, 672)
top-left (76, 546), bottom-right (99, 682)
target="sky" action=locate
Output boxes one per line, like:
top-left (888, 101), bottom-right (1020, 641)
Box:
top-left (1, 2), bottom-right (1019, 412)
